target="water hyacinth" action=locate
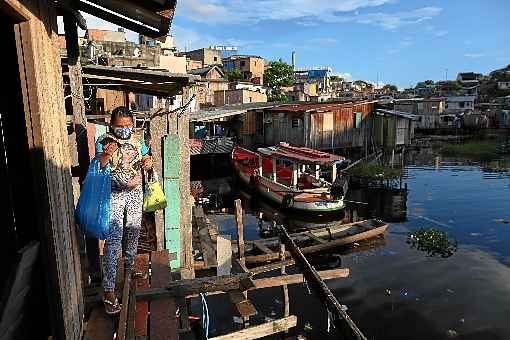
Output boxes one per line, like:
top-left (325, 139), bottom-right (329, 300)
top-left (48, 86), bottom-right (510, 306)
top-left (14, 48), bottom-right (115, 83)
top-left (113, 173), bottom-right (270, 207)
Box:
top-left (407, 228), bottom-right (458, 258)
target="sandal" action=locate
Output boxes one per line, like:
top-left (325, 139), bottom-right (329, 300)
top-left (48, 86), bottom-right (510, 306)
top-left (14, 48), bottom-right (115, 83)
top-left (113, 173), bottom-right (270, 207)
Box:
top-left (103, 298), bottom-right (122, 315)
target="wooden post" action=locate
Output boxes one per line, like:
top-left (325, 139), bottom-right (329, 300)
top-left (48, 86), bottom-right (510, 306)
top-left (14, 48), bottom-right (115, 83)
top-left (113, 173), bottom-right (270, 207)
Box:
top-left (234, 199), bottom-right (245, 265)
top-left (272, 158), bottom-right (277, 182)
top-left (63, 14), bottom-right (89, 184)
top-left (315, 164), bottom-right (320, 179)
top-left (391, 149), bottom-right (395, 168)
top-left (280, 244), bottom-right (290, 324)
top-left (258, 155), bottom-right (262, 176)
top-left (332, 163), bottom-right (337, 182)
top-left (292, 162), bottom-right (298, 187)
top-left (216, 234), bottom-right (232, 276)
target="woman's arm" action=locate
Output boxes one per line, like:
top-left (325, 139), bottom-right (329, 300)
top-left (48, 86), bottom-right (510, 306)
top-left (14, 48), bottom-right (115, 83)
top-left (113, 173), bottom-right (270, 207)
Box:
top-left (98, 142), bottom-right (118, 168)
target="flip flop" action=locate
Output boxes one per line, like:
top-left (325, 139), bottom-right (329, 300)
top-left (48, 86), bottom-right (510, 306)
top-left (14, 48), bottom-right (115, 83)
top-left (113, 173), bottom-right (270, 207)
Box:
top-left (103, 298), bottom-right (122, 315)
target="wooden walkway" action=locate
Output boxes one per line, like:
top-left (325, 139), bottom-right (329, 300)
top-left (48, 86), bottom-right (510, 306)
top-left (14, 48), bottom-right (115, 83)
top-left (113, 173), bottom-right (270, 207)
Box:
top-left (82, 250), bottom-right (181, 340)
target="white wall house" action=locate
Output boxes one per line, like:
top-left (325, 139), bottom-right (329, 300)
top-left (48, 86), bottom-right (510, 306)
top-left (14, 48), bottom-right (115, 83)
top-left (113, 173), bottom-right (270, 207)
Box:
top-left (497, 81), bottom-right (510, 90)
top-left (445, 96), bottom-right (476, 114)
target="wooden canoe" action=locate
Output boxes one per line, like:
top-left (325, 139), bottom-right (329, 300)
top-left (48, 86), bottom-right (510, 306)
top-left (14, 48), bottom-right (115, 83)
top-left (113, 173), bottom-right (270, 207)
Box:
top-left (232, 219), bottom-right (389, 264)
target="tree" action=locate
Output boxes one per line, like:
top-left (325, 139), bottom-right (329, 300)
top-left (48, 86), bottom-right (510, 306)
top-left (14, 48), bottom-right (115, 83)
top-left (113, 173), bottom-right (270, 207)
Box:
top-left (265, 60), bottom-right (294, 102)
top-left (224, 69), bottom-right (244, 82)
top-left (383, 84), bottom-right (398, 92)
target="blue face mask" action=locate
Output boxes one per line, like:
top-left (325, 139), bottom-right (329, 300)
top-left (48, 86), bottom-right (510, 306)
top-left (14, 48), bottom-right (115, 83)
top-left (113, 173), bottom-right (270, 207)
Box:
top-left (112, 126), bottom-right (133, 140)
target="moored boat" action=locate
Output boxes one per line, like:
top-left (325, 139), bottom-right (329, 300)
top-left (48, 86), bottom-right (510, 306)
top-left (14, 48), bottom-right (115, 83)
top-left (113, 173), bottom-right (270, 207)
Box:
top-left (232, 143), bottom-right (348, 212)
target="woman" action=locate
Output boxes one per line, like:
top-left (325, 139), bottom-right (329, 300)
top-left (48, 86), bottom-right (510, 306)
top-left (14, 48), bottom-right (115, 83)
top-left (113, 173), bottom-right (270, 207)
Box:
top-left (96, 106), bottom-right (153, 314)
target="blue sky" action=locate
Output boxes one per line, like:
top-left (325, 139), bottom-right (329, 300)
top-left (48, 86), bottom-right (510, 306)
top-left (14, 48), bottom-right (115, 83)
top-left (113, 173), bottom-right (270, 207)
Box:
top-left (76, 0), bottom-right (509, 89)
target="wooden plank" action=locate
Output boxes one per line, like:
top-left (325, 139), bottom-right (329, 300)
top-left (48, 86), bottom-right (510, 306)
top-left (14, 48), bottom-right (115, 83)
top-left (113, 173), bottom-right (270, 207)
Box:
top-left (117, 273), bottom-right (132, 340)
top-left (208, 316), bottom-right (297, 340)
top-left (83, 307), bottom-right (115, 340)
top-left (134, 254), bottom-right (150, 337)
top-left (150, 250), bottom-right (178, 340)
top-left (252, 269), bottom-right (349, 290)
top-left (228, 290), bottom-right (258, 318)
top-left (138, 273), bottom-right (253, 301)
top-left (234, 199), bottom-right (245, 266)
top-left (14, 3), bottom-right (83, 338)
top-left (306, 232), bottom-right (327, 244)
top-left (249, 259), bottom-right (296, 275)
top-left (216, 235), bottom-right (232, 276)
top-left (252, 241), bottom-right (273, 254)
top-left (198, 219), bottom-right (217, 268)
top-left (280, 244), bottom-right (289, 320)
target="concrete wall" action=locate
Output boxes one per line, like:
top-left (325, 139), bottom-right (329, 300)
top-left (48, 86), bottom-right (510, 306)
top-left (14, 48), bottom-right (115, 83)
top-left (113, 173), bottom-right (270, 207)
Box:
top-left (159, 54), bottom-right (187, 73)
top-left (214, 89), bottom-right (267, 106)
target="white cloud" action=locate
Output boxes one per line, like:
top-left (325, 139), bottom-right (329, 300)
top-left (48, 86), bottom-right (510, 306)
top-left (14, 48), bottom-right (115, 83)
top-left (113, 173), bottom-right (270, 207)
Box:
top-left (434, 30), bottom-right (448, 37)
top-left (309, 37), bottom-right (338, 44)
top-left (328, 6), bottom-right (442, 30)
top-left (178, 0), bottom-right (397, 24)
top-left (172, 25), bottom-right (262, 51)
top-left (464, 53), bottom-right (485, 59)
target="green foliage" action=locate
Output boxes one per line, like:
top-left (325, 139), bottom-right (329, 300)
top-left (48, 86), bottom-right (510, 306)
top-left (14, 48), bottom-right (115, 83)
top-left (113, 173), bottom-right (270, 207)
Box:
top-left (347, 163), bottom-right (403, 179)
top-left (441, 141), bottom-right (498, 160)
top-left (224, 69), bottom-right (244, 82)
top-left (407, 228), bottom-right (457, 258)
top-left (331, 75), bottom-right (344, 81)
top-left (383, 84), bottom-right (398, 92)
top-left (268, 91), bottom-right (288, 103)
top-left (265, 60), bottom-right (294, 90)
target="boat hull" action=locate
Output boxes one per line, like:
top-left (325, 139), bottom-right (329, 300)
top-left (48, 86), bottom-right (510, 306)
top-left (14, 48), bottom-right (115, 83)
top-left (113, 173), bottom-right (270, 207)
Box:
top-left (234, 162), bottom-right (344, 212)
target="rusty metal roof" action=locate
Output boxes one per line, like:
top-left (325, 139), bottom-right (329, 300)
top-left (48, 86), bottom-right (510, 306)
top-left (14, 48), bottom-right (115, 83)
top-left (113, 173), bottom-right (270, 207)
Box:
top-left (257, 143), bottom-right (345, 165)
top-left (266, 100), bottom-right (375, 113)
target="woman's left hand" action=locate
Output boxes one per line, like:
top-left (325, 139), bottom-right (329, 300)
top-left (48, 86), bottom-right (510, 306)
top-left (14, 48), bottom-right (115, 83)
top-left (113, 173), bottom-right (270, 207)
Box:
top-left (141, 156), bottom-right (153, 170)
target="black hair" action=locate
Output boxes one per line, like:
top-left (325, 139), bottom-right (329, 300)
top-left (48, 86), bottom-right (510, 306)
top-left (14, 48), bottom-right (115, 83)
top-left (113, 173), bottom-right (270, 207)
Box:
top-left (111, 106), bottom-right (134, 125)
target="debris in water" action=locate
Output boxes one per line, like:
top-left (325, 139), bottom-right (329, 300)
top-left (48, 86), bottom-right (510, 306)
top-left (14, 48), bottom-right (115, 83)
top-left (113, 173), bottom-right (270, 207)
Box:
top-left (446, 329), bottom-right (459, 338)
top-left (447, 289), bottom-right (455, 294)
top-left (385, 289), bottom-right (392, 296)
top-left (304, 323), bottom-right (313, 332)
top-left (459, 318), bottom-right (465, 324)
top-left (470, 232), bottom-right (482, 237)
top-left (407, 228), bottom-right (457, 258)
top-left (495, 219), bottom-right (510, 224)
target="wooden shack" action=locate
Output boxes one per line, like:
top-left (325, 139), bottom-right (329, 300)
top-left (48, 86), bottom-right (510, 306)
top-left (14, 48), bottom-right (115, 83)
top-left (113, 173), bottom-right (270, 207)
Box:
top-left (246, 101), bottom-right (375, 150)
top-left (0, 0), bottom-right (179, 339)
top-left (372, 109), bottom-right (418, 148)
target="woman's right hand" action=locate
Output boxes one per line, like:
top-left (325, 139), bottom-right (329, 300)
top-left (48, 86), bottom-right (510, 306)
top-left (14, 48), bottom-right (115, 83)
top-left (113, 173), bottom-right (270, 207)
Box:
top-left (99, 142), bottom-right (118, 167)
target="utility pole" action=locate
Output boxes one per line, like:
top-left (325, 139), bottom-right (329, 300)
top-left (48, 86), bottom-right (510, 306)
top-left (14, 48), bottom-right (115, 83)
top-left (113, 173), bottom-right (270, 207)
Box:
top-left (445, 68), bottom-right (448, 82)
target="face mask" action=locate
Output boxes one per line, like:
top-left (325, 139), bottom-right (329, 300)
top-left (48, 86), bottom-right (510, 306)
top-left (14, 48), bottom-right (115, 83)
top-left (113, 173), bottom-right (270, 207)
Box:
top-left (112, 126), bottom-right (133, 140)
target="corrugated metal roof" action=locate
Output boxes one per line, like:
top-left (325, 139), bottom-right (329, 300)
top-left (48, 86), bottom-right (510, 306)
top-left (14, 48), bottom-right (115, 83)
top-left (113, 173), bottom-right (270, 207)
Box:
top-left (376, 109), bottom-right (419, 120)
top-left (265, 100), bottom-right (376, 113)
top-left (190, 137), bottom-right (235, 155)
top-left (190, 102), bottom-right (282, 122)
top-left (257, 143), bottom-right (345, 165)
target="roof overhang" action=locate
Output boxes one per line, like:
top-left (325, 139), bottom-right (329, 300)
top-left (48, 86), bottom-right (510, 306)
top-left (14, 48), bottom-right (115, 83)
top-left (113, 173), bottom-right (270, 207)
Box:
top-left (77, 0), bottom-right (176, 39)
top-left (63, 64), bottom-right (198, 97)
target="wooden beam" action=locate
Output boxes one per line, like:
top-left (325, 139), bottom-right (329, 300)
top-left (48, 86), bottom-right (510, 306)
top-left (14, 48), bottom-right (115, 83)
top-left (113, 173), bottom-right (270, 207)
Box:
top-left (234, 199), bottom-right (245, 266)
top-left (252, 240), bottom-right (273, 255)
top-left (306, 232), bottom-right (327, 244)
top-left (228, 290), bottom-right (258, 318)
top-left (277, 224), bottom-right (367, 340)
top-left (280, 244), bottom-right (290, 322)
top-left (250, 259), bottom-right (296, 276)
top-left (134, 254), bottom-right (149, 337)
top-left (117, 273), bottom-right (132, 340)
top-left (208, 316), bottom-right (297, 340)
top-left (198, 218), bottom-right (217, 268)
top-left (252, 269), bottom-right (349, 290)
top-left (216, 234), bottom-right (232, 276)
top-left (137, 273), bottom-right (253, 301)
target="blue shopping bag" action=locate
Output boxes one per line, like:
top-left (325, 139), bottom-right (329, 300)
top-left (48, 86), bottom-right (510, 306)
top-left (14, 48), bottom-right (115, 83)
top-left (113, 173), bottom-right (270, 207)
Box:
top-left (75, 158), bottom-right (111, 240)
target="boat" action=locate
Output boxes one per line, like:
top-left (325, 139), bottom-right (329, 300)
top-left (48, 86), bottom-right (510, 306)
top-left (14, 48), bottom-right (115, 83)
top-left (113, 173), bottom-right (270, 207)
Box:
top-left (231, 219), bottom-right (389, 264)
top-left (232, 143), bottom-right (348, 212)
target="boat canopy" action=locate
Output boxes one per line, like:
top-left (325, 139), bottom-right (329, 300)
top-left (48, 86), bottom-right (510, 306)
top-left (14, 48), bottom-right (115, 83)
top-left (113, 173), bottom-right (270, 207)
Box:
top-left (257, 143), bottom-right (345, 165)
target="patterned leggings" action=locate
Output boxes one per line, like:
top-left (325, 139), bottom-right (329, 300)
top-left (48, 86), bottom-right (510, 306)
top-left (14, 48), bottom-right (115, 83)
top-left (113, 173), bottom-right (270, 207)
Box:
top-left (102, 186), bottom-right (143, 292)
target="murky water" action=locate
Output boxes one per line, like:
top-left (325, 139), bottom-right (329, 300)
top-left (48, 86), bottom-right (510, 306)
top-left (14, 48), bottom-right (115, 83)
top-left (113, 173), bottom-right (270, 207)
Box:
top-left (192, 149), bottom-right (510, 339)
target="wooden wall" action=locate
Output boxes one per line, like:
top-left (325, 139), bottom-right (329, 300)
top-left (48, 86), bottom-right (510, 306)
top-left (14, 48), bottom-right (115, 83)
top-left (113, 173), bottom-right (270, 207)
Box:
top-left (6, 0), bottom-right (83, 338)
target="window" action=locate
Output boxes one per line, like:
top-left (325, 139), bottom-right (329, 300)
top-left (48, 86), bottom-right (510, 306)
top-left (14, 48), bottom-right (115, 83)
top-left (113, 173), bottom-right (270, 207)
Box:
top-left (459, 102), bottom-right (465, 108)
top-left (214, 57), bottom-right (218, 62)
top-left (292, 118), bottom-right (301, 128)
top-left (240, 60), bottom-right (246, 67)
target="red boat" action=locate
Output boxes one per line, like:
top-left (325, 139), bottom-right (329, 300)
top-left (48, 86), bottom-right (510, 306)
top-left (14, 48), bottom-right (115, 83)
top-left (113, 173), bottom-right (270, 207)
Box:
top-left (232, 143), bottom-right (347, 212)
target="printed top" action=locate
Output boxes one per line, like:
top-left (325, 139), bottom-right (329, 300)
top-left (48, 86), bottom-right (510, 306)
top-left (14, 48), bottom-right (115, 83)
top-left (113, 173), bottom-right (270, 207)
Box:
top-left (95, 132), bottom-right (149, 190)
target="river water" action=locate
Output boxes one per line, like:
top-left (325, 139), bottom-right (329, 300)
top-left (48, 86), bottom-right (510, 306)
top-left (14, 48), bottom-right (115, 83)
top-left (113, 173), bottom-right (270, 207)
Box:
top-left (192, 148), bottom-right (510, 339)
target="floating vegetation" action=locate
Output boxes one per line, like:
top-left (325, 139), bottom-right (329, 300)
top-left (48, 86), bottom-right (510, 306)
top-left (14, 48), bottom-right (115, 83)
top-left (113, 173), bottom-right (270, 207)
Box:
top-left (347, 163), bottom-right (403, 179)
top-left (407, 228), bottom-right (457, 258)
top-left (482, 159), bottom-right (510, 172)
top-left (440, 141), bottom-right (499, 160)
